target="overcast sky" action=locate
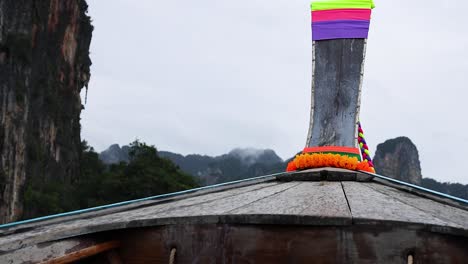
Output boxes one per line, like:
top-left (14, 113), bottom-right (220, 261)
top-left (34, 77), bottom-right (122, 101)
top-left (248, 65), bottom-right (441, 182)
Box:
top-left (82, 0), bottom-right (468, 184)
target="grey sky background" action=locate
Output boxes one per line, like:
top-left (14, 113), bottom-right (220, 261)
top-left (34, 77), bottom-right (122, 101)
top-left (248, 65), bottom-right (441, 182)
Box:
top-left (82, 0), bottom-right (468, 184)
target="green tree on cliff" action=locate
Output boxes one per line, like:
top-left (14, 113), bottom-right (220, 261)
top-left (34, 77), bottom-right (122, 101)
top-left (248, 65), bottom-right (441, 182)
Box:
top-left (78, 140), bottom-right (199, 207)
top-left (24, 140), bottom-right (199, 219)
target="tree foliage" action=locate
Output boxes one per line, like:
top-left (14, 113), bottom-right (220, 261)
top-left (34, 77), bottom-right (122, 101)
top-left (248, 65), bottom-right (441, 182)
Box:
top-left (78, 140), bottom-right (199, 207)
top-left (421, 178), bottom-right (468, 200)
top-left (23, 140), bottom-right (199, 219)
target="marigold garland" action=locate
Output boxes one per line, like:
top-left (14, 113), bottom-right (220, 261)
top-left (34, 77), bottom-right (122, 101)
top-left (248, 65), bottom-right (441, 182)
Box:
top-left (286, 153), bottom-right (375, 173)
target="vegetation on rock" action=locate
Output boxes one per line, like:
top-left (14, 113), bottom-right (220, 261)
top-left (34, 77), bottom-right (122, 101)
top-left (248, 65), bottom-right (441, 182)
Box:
top-left (0, 0), bottom-right (93, 223)
top-left (373, 137), bottom-right (422, 185)
top-left (100, 146), bottom-right (286, 186)
top-left (23, 141), bottom-right (199, 219)
top-left (421, 178), bottom-right (468, 200)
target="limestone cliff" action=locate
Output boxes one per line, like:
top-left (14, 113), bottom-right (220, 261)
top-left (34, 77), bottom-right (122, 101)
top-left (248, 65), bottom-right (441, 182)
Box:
top-left (0, 0), bottom-right (93, 223)
top-left (373, 137), bottom-right (422, 185)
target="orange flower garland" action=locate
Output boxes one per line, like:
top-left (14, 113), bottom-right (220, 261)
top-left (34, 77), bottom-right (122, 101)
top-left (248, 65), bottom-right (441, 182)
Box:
top-left (286, 153), bottom-right (375, 173)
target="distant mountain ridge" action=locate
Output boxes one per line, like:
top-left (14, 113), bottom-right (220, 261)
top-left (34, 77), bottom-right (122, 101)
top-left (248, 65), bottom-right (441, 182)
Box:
top-left (99, 144), bottom-right (130, 164)
top-left (99, 141), bottom-right (468, 199)
top-left (99, 146), bottom-right (285, 185)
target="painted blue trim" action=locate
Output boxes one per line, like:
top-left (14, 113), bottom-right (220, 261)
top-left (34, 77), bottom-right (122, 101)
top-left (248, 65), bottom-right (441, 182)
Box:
top-left (0, 172), bottom-right (284, 229)
top-left (363, 171), bottom-right (468, 205)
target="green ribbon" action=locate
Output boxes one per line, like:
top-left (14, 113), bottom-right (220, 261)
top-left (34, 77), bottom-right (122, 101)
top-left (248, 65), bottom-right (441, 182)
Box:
top-left (306, 151), bottom-right (362, 161)
top-left (311, 0), bottom-right (375, 11)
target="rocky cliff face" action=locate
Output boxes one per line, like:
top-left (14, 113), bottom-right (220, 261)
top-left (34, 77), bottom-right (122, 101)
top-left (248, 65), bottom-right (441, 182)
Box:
top-left (0, 0), bottom-right (92, 223)
top-left (99, 144), bottom-right (130, 165)
top-left (373, 137), bottom-right (422, 185)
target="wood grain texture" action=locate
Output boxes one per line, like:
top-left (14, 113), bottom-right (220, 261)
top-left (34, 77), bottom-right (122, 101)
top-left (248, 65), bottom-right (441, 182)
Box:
top-left (371, 176), bottom-right (468, 211)
top-left (0, 238), bottom-right (92, 264)
top-left (307, 39), bottom-right (366, 147)
top-left (0, 182), bottom-right (288, 252)
top-left (147, 182), bottom-right (300, 218)
top-left (228, 182), bottom-right (352, 225)
top-left (365, 183), bottom-right (468, 230)
top-left (0, 174), bottom-right (278, 237)
top-left (342, 182), bottom-right (466, 231)
top-left (2, 176), bottom-right (468, 263)
top-left (2, 179), bottom-right (468, 255)
top-left (0, 237), bottom-right (116, 264)
top-left (118, 224), bottom-right (468, 264)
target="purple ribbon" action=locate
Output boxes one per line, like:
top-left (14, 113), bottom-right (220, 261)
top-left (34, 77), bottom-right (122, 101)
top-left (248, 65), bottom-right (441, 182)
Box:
top-left (312, 20), bottom-right (370, 41)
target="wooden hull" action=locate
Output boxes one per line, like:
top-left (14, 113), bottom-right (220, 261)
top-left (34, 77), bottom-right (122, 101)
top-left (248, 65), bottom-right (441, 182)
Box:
top-left (1, 169), bottom-right (468, 263)
top-left (117, 224), bottom-right (468, 264)
top-left (3, 224), bottom-right (468, 263)
top-left (306, 39), bottom-right (367, 148)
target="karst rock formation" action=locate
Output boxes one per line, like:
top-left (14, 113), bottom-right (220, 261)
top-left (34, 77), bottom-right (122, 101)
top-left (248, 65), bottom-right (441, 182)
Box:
top-left (0, 0), bottom-right (93, 223)
top-left (373, 137), bottom-right (422, 185)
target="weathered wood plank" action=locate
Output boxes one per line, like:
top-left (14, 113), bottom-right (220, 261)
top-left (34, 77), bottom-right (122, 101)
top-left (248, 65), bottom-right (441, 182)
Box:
top-left (2, 178), bottom-right (468, 260)
top-left (365, 183), bottom-right (468, 229)
top-left (371, 176), bottom-right (468, 211)
top-left (0, 182), bottom-right (287, 252)
top-left (0, 238), bottom-right (105, 264)
top-left (142, 182), bottom-right (301, 219)
top-left (342, 182), bottom-right (464, 229)
top-left (0, 182), bottom-right (280, 253)
top-left (113, 182), bottom-right (282, 219)
top-left (43, 240), bottom-right (120, 264)
top-left (228, 182), bottom-right (351, 225)
top-left (307, 39), bottom-right (366, 147)
top-left (0, 175), bottom-right (278, 237)
top-left (118, 224), bottom-right (468, 264)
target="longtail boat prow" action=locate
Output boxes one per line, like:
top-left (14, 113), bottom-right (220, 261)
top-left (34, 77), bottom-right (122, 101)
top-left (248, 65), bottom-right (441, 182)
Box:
top-left (288, 0), bottom-right (376, 173)
top-left (1, 1), bottom-right (468, 263)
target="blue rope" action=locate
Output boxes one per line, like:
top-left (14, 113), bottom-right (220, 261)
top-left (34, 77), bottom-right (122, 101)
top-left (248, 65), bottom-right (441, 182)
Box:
top-left (0, 172), bottom-right (284, 229)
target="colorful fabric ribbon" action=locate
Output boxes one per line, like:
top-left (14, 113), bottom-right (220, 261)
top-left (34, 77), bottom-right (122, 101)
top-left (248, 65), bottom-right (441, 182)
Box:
top-left (303, 146), bottom-right (362, 161)
top-left (357, 121), bottom-right (375, 172)
top-left (312, 9), bottom-right (371, 22)
top-left (311, 0), bottom-right (375, 41)
top-left (311, 0), bottom-right (375, 11)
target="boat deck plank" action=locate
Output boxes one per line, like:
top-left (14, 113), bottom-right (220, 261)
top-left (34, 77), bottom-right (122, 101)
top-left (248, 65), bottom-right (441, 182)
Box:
top-left (1, 174), bottom-right (468, 254)
top-left (342, 182), bottom-right (464, 229)
top-left (229, 182), bottom-right (352, 225)
top-left (364, 182), bottom-right (468, 229)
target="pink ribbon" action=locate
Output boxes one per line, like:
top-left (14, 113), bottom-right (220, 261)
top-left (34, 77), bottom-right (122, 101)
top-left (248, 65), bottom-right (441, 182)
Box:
top-left (312, 8), bottom-right (371, 22)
